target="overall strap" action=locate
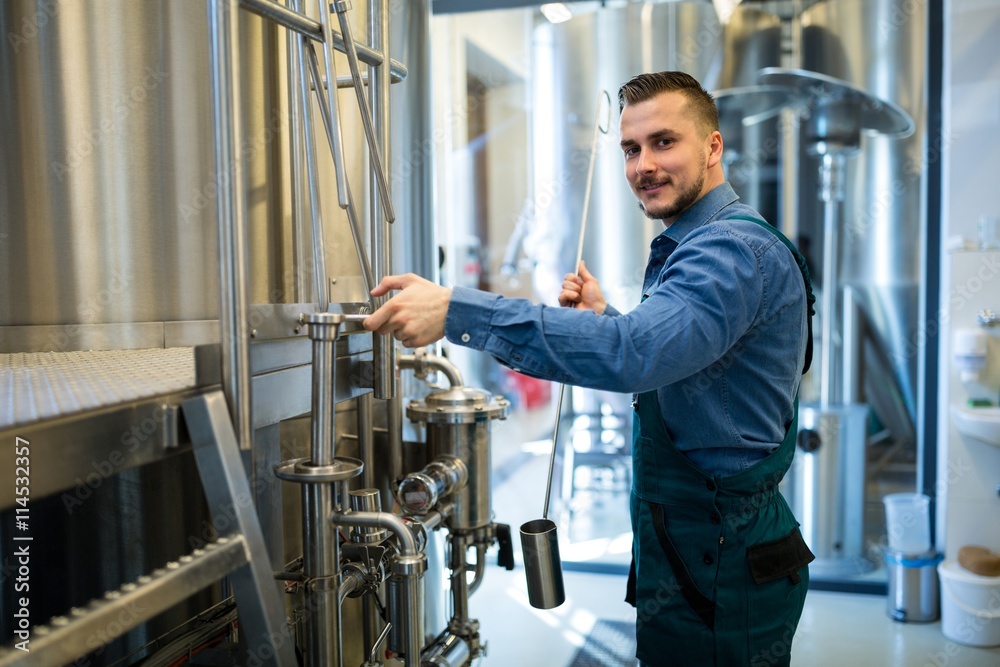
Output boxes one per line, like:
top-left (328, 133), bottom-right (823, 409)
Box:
top-left (725, 215), bottom-right (816, 374)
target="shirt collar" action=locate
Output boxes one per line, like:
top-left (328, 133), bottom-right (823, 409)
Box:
top-left (652, 182), bottom-right (740, 249)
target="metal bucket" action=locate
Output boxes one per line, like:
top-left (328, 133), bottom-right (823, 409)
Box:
top-left (519, 518), bottom-right (566, 609)
top-left (885, 549), bottom-right (943, 622)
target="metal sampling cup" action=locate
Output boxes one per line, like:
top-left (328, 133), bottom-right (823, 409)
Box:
top-left (520, 517), bottom-right (566, 609)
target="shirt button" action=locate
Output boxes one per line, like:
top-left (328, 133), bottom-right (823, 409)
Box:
top-left (703, 554), bottom-right (714, 565)
top-left (513, 354), bottom-right (522, 362)
top-left (709, 513), bottom-right (720, 525)
top-left (705, 480), bottom-right (716, 491)
top-left (460, 333), bottom-right (471, 343)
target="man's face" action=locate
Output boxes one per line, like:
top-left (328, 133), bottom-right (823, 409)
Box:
top-left (619, 91), bottom-right (717, 223)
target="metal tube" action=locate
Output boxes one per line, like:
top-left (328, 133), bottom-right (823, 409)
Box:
top-left (304, 43), bottom-right (376, 301)
top-left (286, 1), bottom-right (308, 303)
top-left (292, 0), bottom-right (329, 307)
top-left (238, 0), bottom-right (409, 82)
top-left (308, 314), bottom-right (341, 465)
top-left (387, 395), bottom-right (403, 482)
top-left (368, 0), bottom-right (396, 400)
top-left (398, 352), bottom-right (465, 387)
top-left (818, 153), bottom-right (845, 407)
top-left (386, 561), bottom-right (426, 666)
top-left (208, 0), bottom-right (252, 451)
top-left (329, 510), bottom-right (418, 556)
top-left (312, 6), bottom-right (350, 208)
top-left (302, 484), bottom-right (341, 667)
top-left (333, 3), bottom-right (394, 222)
top-left (358, 392), bottom-right (375, 488)
top-left (449, 534), bottom-right (470, 625)
top-left (468, 544), bottom-right (486, 595)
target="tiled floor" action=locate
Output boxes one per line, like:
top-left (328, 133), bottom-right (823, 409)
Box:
top-left (477, 410), bottom-right (1000, 666)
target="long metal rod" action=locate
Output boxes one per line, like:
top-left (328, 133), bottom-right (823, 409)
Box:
top-left (543, 93), bottom-right (609, 519)
top-left (238, 0), bottom-right (408, 82)
top-left (286, 0), bottom-right (309, 303)
top-left (818, 153), bottom-right (844, 408)
top-left (209, 0), bottom-right (253, 451)
top-left (366, 0), bottom-right (396, 399)
top-left (304, 42), bottom-right (376, 299)
top-left (334, 2), bottom-right (395, 223)
top-left (288, 0), bottom-right (329, 307)
top-left (313, 4), bottom-right (350, 207)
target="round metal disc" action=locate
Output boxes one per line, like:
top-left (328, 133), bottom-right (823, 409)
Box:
top-left (756, 67), bottom-right (914, 138)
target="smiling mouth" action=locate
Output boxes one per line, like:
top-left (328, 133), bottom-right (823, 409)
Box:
top-left (638, 181), bottom-right (668, 193)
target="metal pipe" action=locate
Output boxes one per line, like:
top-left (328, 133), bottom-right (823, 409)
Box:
top-left (304, 43), bottom-right (376, 300)
top-left (449, 534), bottom-right (470, 625)
top-left (329, 510), bottom-right (418, 556)
top-left (818, 152), bottom-right (845, 407)
top-left (468, 544), bottom-right (486, 595)
top-left (357, 392), bottom-right (375, 488)
top-left (398, 352), bottom-right (465, 387)
top-left (238, 0), bottom-right (408, 82)
top-left (208, 0), bottom-right (252, 451)
top-left (387, 556), bottom-right (426, 667)
top-left (367, 0), bottom-right (396, 400)
top-left (292, 0), bottom-right (329, 307)
top-left (338, 566), bottom-right (365, 605)
top-left (286, 0), bottom-right (308, 303)
top-left (312, 5), bottom-right (350, 207)
top-left (308, 314), bottom-right (341, 465)
top-left (302, 484), bottom-right (341, 667)
top-left (387, 395), bottom-right (403, 482)
top-left (332, 2), bottom-right (394, 222)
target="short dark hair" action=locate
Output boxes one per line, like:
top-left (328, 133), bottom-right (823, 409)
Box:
top-left (618, 71), bottom-right (719, 134)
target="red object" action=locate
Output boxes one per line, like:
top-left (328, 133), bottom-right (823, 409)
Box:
top-left (504, 369), bottom-right (552, 409)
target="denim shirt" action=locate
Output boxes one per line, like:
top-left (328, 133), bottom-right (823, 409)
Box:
top-left (445, 183), bottom-right (807, 476)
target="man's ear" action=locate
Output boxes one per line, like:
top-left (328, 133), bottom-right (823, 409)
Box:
top-left (706, 130), bottom-right (724, 168)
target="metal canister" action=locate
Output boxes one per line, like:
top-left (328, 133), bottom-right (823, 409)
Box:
top-left (885, 549), bottom-right (943, 622)
top-left (406, 388), bottom-right (508, 530)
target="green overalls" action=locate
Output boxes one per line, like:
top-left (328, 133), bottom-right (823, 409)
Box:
top-left (626, 217), bottom-right (816, 666)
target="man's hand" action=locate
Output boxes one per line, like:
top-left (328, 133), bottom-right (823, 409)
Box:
top-left (363, 273), bottom-right (452, 348)
top-left (558, 261), bottom-right (607, 314)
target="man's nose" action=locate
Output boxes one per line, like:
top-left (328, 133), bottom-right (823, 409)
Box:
top-left (634, 149), bottom-right (654, 174)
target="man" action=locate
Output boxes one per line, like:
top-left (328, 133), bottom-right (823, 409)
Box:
top-left (364, 71), bottom-right (815, 666)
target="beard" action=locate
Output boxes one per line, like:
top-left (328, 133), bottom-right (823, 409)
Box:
top-left (636, 169), bottom-right (706, 221)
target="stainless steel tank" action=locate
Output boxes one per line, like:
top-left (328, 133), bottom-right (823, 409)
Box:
top-left (0, 0), bottom-right (371, 351)
top-left (531, 1), bottom-right (782, 308)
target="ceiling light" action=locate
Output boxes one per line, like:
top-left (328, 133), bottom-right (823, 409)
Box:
top-left (540, 3), bottom-right (573, 24)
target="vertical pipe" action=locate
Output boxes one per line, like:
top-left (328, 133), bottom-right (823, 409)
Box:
top-left (286, 0), bottom-right (309, 303)
top-left (369, 0), bottom-right (396, 400)
top-left (208, 0), bottom-right (252, 451)
top-left (818, 153), bottom-right (843, 408)
top-left (303, 313), bottom-right (342, 667)
top-left (449, 534), bottom-right (470, 625)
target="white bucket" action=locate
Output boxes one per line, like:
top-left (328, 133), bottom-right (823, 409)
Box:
top-left (883, 493), bottom-right (931, 555)
top-left (938, 560), bottom-right (1000, 647)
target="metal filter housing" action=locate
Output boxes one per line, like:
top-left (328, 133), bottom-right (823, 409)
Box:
top-left (405, 387), bottom-right (509, 424)
top-left (406, 388), bottom-right (508, 530)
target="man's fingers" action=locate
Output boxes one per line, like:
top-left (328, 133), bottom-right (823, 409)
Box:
top-left (577, 261), bottom-right (594, 281)
top-left (370, 273), bottom-right (418, 297)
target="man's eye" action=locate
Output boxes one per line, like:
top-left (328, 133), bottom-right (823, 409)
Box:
top-left (624, 146), bottom-right (638, 157)
top-left (658, 139), bottom-right (673, 147)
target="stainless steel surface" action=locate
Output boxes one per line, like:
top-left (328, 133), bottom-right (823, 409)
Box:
top-left (183, 391), bottom-right (299, 665)
top-left (783, 403), bottom-right (871, 578)
top-left (0, 348), bottom-right (195, 429)
top-left (239, 0), bottom-right (408, 82)
top-left (396, 457), bottom-right (467, 515)
top-left (406, 388), bottom-right (509, 530)
top-left (302, 482), bottom-right (342, 667)
top-left (421, 632), bottom-right (471, 667)
top-left (398, 350), bottom-right (465, 387)
top-left (313, 1), bottom-right (351, 209)
top-left (519, 518), bottom-right (566, 610)
top-left (307, 313), bottom-right (342, 465)
top-left (349, 488), bottom-right (390, 543)
top-left (387, 554), bottom-right (427, 666)
top-left (209, 0), bottom-right (253, 452)
top-left (0, 537), bottom-right (248, 667)
top-left (886, 550), bottom-right (942, 623)
top-left (544, 385), bottom-right (567, 521)
top-left (330, 509), bottom-right (418, 556)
